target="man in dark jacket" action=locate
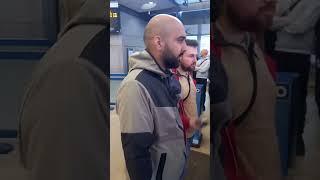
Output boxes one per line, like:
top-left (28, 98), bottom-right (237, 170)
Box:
top-left (18, 0), bottom-right (108, 179)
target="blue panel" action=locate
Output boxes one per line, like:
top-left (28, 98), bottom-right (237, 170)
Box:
top-left (0, 39), bottom-right (53, 46)
top-left (110, 73), bottom-right (127, 76)
top-left (192, 84), bottom-right (205, 148)
top-left (275, 72), bottom-right (299, 176)
top-left (0, 130), bottom-right (17, 138)
top-left (196, 84), bottom-right (204, 116)
top-left (0, 52), bottom-right (45, 60)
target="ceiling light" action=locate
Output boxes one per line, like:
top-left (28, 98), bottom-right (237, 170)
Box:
top-left (141, 1), bottom-right (157, 10)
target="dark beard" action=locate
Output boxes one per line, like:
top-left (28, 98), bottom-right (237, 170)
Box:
top-left (181, 63), bottom-right (195, 72)
top-left (227, 2), bottom-right (260, 32)
top-left (163, 48), bottom-right (180, 69)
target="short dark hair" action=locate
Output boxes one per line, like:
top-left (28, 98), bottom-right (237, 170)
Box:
top-left (185, 39), bottom-right (198, 47)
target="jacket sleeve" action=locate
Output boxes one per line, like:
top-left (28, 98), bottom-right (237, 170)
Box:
top-left (20, 62), bottom-right (108, 180)
top-left (271, 16), bottom-right (291, 30)
top-left (196, 59), bottom-right (210, 73)
top-left (116, 80), bottom-right (155, 180)
top-left (284, 2), bottom-right (320, 34)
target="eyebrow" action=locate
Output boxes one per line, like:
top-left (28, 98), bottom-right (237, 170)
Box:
top-left (177, 36), bottom-right (186, 40)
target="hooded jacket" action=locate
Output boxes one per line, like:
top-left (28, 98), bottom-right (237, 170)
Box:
top-left (18, 0), bottom-right (108, 179)
top-left (116, 50), bottom-right (186, 180)
top-left (195, 56), bottom-right (210, 79)
top-left (273, 0), bottom-right (320, 54)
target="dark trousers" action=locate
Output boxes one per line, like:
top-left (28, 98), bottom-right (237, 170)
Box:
top-left (274, 51), bottom-right (311, 136)
top-left (196, 78), bottom-right (207, 112)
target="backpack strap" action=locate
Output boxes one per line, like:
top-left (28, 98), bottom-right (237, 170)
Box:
top-left (173, 69), bottom-right (191, 102)
top-left (233, 39), bottom-right (257, 126)
top-left (213, 27), bottom-right (258, 127)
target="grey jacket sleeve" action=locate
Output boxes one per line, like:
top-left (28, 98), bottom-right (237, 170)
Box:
top-left (116, 80), bottom-right (155, 180)
top-left (284, 2), bottom-right (320, 34)
top-left (20, 62), bottom-right (108, 180)
top-left (195, 59), bottom-right (210, 73)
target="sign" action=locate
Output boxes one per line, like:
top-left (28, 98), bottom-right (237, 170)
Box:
top-left (110, 2), bottom-right (121, 33)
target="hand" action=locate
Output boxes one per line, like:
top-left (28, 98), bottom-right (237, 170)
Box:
top-left (189, 117), bottom-right (202, 130)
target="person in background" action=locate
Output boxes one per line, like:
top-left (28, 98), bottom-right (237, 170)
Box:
top-left (173, 39), bottom-right (202, 178)
top-left (272, 0), bottom-right (320, 156)
top-left (18, 0), bottom-right (108, 180)
top-left (195, 49), bottom-right (210, 112)
top-left (116, 14), bottom-right (187, 180)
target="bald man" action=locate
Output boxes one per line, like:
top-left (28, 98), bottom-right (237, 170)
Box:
top-left (116, 14), bottom-right (187, 180)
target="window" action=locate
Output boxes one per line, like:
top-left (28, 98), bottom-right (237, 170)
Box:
top-left (186, 36), bottom-right (197, 40)
top-left (200, 35), bottom-right (210, 53)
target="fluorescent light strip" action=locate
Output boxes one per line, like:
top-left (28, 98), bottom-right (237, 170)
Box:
top-left (110, 1), bottom-right (119, 8)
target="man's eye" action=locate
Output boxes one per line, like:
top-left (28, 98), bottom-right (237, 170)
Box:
top-left (178, 38), bottom-right (185, 42)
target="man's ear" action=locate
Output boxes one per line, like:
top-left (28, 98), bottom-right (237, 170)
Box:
top-left (153, 36), bottom-right (163, 51)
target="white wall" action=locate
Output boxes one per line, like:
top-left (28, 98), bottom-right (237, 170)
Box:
top-left (110, 11), bottom-right (147, 74)
top-left (110, 35), bottom-right (124, 74)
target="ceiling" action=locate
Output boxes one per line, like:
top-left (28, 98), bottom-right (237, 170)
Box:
top-left (117, 0), bottom-right (210, 13)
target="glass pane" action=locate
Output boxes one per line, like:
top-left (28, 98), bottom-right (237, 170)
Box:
top-left (187, 36), bottom-right (198, 40)
top-left (200, 35), bottom-right (210, 52)
top-left (201, 24), bottom-right (210, 35)
top-left (185, 24), bottom-right (198, 35)
top-left (188, 0), bottom-right (201, 3)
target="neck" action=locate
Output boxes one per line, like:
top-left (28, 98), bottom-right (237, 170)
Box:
top-left (146, 49), bottom-right (167, 71)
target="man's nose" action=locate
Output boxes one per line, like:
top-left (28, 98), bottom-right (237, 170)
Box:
top-left (192, 56), bottom-right (197, 64)
top-left (182, 40), bottom-right (187, 50)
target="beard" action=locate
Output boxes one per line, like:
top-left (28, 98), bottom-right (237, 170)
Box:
top-left (163, 47), bottom-right (181, 69)
top-left (226, 1), bottom-right (276, 32)
top-left (226, 2), bottom-right (261, 32)
top-left (180, 62), bottom-right (195, 72)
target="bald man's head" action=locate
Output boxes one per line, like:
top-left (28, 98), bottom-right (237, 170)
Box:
top-left (201, 49), bottom-right (208, 58)
top-left (143, 14), bottom-right (187, 69)
top-left (143, 14), bottom-right (184, 45)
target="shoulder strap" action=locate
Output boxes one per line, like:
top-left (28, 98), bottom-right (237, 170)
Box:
top-left (183, 75), bottom-right (191, 102)
top-left (173, 70), bottom-right (191, 102)
top-left (199, 58), bottom-right (208, 66)
top-left (233, 39), bottom-right (257, 126)
top-left (213, 27), bottom-right (258, 127)
top-left (281, 0), bottom-right (302, 17)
